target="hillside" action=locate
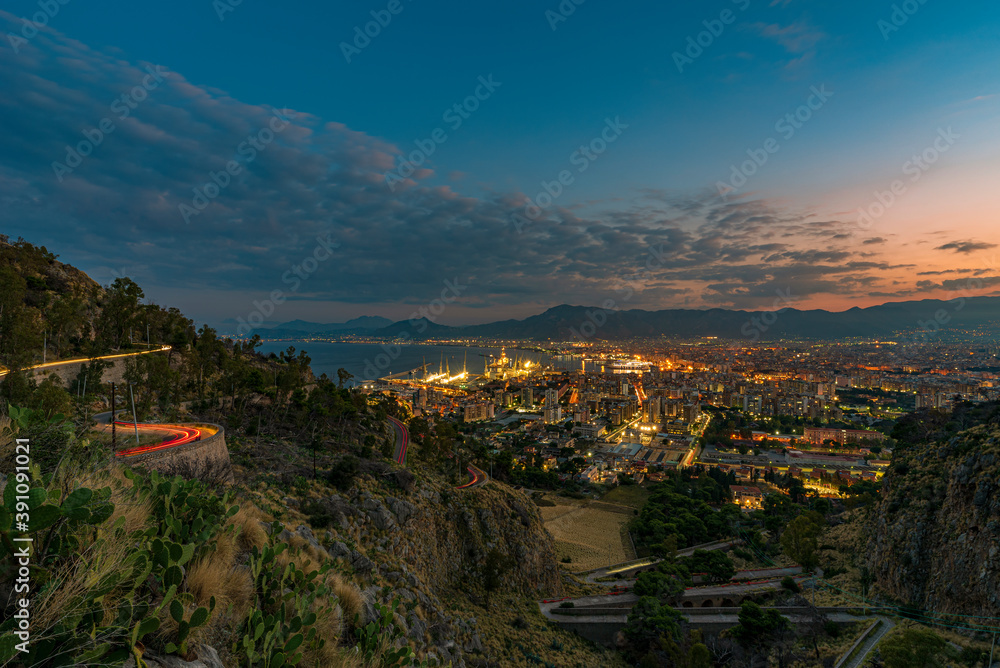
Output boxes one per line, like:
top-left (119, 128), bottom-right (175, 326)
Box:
top-left (0, 237), bottom-right (620, 667)
top-left (0, 235), bottom-right (103, 368)
top-left (866, 402), bottom-right (1000, 616)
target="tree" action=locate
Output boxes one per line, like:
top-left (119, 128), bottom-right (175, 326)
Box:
top-left (780, 514), bottom-right (823, 571)
top-left (0, 265), bottom-right (37, 372)
top-left (337, 367), bottom-right (354, 389)
top-left (879, 628), bottom-right (946, 668)
top-left (481, 549), bottom-right (511, 608)
top-left (730, 601), bottom-right (789, 646)
top-left (95, 277), bottom-right (144, 350)
top-left (634, 570), bottom-right (685, 601)
top-left (327, 455), bottom-right (359, 490)
top-left (686, 549), bottom-right (735, 584)
top-left (624, 597), bottom-right (683, 651)
top-left (29, 374), bottom-right (72, 419)
top-left (653, 535), bottom-right (679, 562)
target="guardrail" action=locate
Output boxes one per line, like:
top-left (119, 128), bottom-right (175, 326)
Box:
top-left (833, 617), bottom-right (882, 668)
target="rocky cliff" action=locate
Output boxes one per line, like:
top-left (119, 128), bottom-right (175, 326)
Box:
top-left (257, 465), bottom-right (606, 667)
top-left (867, 416), bottom-right (1000, 616)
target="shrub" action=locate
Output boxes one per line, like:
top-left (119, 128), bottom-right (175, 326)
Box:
top-left (302, 500), bottom-right (334, 529)
top-left (781, 576), bottom-right (800, 592)
top-left (327, 455), bottom-right (360, 490)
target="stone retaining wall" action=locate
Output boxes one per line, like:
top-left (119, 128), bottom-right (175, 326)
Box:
top-left (26, 356), bottom-right (137, 387)
top-left (119, 423), bottom-right (233, 482)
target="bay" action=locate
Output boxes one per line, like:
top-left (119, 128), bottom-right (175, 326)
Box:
top-left (256, 341), bottom-right (579, 383)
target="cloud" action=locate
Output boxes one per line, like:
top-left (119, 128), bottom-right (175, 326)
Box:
top-left (934, 240), bottom-right (999, 254)
top-left (750, 20), bottom-right (824, 74)
top-left (753, 22), bottom-right (823, 54)
top-left (0, 12), bottom-right (977, 321)
top-left (913, 276), bottom-right (1000, 293)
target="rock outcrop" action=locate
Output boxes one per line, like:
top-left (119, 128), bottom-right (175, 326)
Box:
top-left (276, 473), bottom-right (564, 666)
top-left (867, 422), bottom-right (1000, 615)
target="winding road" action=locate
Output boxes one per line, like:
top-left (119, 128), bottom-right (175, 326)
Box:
top-left (0, 345), bottom-right (171, 378)
top-left (93, 410), bottom-right (211, 458)
top-left (388, 416), bottom-right (409, 465)
top-left (838, 617), bottom-right (894, 668)
top-left (113, 421), bottom-right (206, 458)
top-left (387, 415), bottom-right (488, 490)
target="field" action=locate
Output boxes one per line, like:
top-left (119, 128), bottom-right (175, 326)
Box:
top-left (540, 495), bottom-right (636, 571)
top-left (600, 484), bottom-right (650, 509)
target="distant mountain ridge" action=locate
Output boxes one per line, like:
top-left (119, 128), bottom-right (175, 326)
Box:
top-left (374, 297), bottom-right (1000, 341)
top-left (251, 316), bottom-right (394, 337)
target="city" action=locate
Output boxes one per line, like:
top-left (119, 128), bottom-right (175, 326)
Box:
top-left (358, 339), bottom-right (998, 497)
top-left (4, 0), bottom-right (1000, 666)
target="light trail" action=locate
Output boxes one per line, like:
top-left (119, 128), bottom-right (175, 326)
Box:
top-left (0, 345), bottom-right (171, 378)
top-left (113, 421), bottom-right (212, 458)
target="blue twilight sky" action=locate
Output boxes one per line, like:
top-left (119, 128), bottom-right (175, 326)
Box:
top-left (1, 0), bottom-right (1000, 330)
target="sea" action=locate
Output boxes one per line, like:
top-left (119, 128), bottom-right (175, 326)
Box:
top-left (256, 341), bottom-right (592, 383)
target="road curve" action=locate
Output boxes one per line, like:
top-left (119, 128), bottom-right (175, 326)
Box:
top-left (386, 416), bottom-right (488, 490)
top-left (840, 617), bottom-right (894, 668)
top-left (388, 416), bottom-right (409, 465)
top-left (456, 464), bottom-right (488, 490)
top-left (114, 421), bottom-right (206, 458)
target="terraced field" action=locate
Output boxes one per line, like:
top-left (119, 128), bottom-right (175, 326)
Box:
top-left (541, 498), bottom-right (635, 572)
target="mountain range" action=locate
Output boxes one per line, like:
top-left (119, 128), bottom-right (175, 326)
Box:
top-left (250, 316), bottom-right (394, 338)
top-left (376, 297), bottom-right (1000, 342)
top-left (243, 297), bottom-right (1000, 342)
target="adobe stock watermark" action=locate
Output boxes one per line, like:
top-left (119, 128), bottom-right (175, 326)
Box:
top-left (905, 255), bottom-right (997, 344)
top-left (673, 0), bottom-right (752, 74)
top-left (877, 0), bottom-right (929, 41)
top-left (510, 117), bottom-right (628, 233)
top-left (384, 75), bottom-right (502, 191)
top-left (235, 232), bottom-right (341, 336)
top-left (6, 0), bottom-right (71, 54)
top-left (51, 66), bottom-right (168, 182)
top-left (545, 0), bottom-right (586, 31)
top-left (740, 289), bottom-right (798, 342)
top-left (362, 277), bottom-right (471, 378)
top-left (213, 0), bottom-right (245, 21)
top-left (717, 85), bottom-right (833, 199)
top-left (569, 243), bottom-right (672, 342)
top-left (856, 127), bottom-right (958, 231)
top-left (179, 107), bottom-right (292, 224)
top-left (340, 0), bottom-right (415, 64)
top-left (11, 437), bottom-right (34, 654)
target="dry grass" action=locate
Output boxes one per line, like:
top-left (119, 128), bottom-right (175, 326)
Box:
top-left (31, 467), bottom-right (150, 636)
top-left (15, 459), bottom-right (397, 667)
top-left (31, 527), bottom-right (145, 656)
top-left (541, 498), bottom-right (634, 571)
top-left (331, 574), bottom-right (366, 630)
top-left (298, 594), bottom-right (345, 667)
top-left (231, 502), bottom-right (269, 552)
top-left (186, 551), bottom-right (253, 622)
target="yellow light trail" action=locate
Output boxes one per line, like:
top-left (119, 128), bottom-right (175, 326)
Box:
top-left (0, 345), bottom-right (172, 378)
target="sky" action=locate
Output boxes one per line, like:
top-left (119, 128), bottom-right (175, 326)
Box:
top-left (1, 0), bottom-right (1000, 331)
